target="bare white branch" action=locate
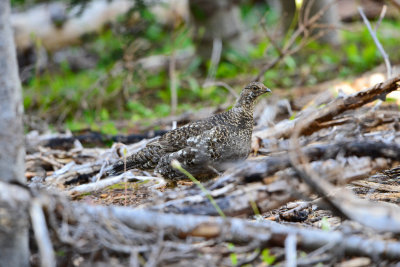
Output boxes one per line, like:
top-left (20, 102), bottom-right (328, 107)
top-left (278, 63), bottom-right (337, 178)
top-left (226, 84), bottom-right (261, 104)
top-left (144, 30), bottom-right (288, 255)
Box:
top-left (358, 7), bottom-right (392, 79)
top-left (30, 199), bottom-right (56, 267)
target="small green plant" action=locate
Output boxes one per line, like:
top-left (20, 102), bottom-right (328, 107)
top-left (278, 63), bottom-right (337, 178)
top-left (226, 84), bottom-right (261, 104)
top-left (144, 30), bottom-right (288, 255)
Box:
top-left (227, 243), bottom-right (238, 266)
top-left (320, 216), bottom-right (331, 231)
top-left (171, 160), bottom-right (226, 218)
top-left (249, 199), bottom-right (261, 217)
top-left (261, 248), bottom-right (276, 265)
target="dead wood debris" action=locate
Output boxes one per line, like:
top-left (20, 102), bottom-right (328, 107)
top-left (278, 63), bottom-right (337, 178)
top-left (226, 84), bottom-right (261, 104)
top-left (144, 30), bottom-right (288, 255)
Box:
top-left (252, 73), bottom-right (400, 141)
top-left (27, 129), bottom-right (167, 150)
top-left (17, 74), bottom-right (400, 265)
top-left (4, 181), bottom-right (400, 267)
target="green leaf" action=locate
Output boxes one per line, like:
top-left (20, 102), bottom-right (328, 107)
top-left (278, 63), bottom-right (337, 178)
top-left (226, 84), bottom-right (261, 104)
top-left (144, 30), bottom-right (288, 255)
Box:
top-left (227, 243), bottom-right (237, 265)
top-left (261, 248), bottom-right (276, 265)
top-left (284, 56), bottom-right (296, 70)
top-left (101, 121), bottom-right (118, 135)
top-left (321, 217), bottom-right (331, 231)
top-left (100, 109), bottom-right (109, 121)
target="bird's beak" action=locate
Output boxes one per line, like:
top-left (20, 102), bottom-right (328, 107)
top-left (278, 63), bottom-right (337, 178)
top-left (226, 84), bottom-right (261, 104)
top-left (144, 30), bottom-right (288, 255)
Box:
top-left (263, 86), bottom-right (271, 93)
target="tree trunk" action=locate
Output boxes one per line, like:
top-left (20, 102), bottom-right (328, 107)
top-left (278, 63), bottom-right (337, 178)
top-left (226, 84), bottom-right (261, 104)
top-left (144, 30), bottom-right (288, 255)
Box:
top-left (302, 0), bottom-right (341, 45)
top-left (0, 0), bottom-right (29, 266)
top-left (189, 0), bottom-right (250, 60)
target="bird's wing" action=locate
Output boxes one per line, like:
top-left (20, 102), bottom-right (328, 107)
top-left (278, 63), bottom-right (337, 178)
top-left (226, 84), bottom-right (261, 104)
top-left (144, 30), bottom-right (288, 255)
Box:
top-left (156, 120), bottom-right (215, 152)
top-left (155, 126), bottom-right (229, 179)
top-left (186, 125), bottom-right (229, 161)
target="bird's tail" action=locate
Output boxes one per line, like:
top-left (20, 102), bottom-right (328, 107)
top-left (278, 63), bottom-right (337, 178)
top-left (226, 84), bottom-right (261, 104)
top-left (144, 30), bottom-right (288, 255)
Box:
top-left (107, 145), bottom-right (162, 175)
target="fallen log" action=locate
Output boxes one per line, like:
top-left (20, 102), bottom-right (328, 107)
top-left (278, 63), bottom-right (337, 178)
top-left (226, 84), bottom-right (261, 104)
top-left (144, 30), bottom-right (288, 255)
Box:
top-left (241, 140), bottom-right (400, 182)
top-left (149, 179), bottom-right (297, 217)
top-left (37, 129), bottom-right (167, 150)
top-left (3, 181), bottom-right (400, 263)
top-left (148, 155), bottom-right (389, 218)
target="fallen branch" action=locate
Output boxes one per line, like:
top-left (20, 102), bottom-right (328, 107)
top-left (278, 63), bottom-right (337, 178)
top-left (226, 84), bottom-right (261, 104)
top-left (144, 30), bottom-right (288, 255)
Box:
top-left (253, 74), bottom-right (400, 140)
top-left (239, 140), bottom-right (400, 182)
top-left (145, 140), bottom-right (395, 218)
top-left (288, 82), bottom-right (400, 233)
top-left (79, 205), bottom-right (400, 260)
top-left (358, 6), bottom-right (391, 79)
top-left (67, 173), bottom-right (162, 196)
top-left (27, 129), bottom-right (167, 150)
top-left (149, 179), bottom-right (296, 217)
top-left (30, 199), bottom-right (55, 267)
top-left (351, 180), bottom-right (400, 193)
top-left (3, 181), bottom-right (400, 263)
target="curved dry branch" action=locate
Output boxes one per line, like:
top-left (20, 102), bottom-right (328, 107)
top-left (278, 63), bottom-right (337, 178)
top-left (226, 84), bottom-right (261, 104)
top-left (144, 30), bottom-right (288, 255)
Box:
top-left (253, 74), bottom-right (400, 141)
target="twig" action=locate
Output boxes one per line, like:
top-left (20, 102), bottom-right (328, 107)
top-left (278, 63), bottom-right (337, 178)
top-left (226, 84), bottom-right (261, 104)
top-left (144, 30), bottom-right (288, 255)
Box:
top-left (124, 147), bottom-right (127, 206)
top-left (254, 0), bottom-right (335, 81)
top-left (30, 199), bottom-right (56, 267)
top-left (68, 173), bottom-right (161, 196)
top-left (202, 81), bottom-right (239, 98)
top-left (302, 0), bottom-right (317, 33)
top-left (374, 5), bottom-right (387, 33)
top-left (234, 247), bottom-right (262, 267)
top-left (285, 234), bottom-right (297, 267)
top-left (205, 38), bottom-right (222, 83)
top-left (260, 19), bottom-right (283, 56)
top-left (169, 50), bottom-right (177, 116)
top-left (358, 7), bottom-right (392, 79)
top-left (38, 155), bottom-right (64, 169)
top-left (351, 180), bottom-right (400, 193)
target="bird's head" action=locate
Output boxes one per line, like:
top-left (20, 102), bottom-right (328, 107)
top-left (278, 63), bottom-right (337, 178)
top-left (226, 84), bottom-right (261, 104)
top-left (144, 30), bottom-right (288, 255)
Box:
top-left (235, 82), bottom-right (271, 108)
top-left (244, 82), bottom-right (271, 97)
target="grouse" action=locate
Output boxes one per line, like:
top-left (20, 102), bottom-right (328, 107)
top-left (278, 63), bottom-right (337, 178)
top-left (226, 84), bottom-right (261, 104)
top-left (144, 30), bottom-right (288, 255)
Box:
top-left (108, 82), bottom-right (271, 180)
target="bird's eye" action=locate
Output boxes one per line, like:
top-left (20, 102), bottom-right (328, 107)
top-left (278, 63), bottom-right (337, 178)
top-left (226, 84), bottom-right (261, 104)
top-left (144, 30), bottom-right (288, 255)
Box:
top-left (252, 86), bottom-right (258, 91)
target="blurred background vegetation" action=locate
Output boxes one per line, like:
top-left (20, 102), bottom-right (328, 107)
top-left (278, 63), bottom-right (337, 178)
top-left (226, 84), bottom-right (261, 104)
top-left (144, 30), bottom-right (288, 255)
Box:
top-left (11, 0), bottom-right (400, 134)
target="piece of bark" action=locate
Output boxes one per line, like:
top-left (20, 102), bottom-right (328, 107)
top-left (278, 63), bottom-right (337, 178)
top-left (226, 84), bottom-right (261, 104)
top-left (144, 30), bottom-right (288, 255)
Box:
top-left (351, 180), bottom-right (400, 193)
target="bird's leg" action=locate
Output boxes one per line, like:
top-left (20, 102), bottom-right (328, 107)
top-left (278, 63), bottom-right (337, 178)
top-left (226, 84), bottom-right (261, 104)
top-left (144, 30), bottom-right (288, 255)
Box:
top-left (155, 147), bottom-right (205, 180)
top-left (207, 165), bottom-right (222, 176)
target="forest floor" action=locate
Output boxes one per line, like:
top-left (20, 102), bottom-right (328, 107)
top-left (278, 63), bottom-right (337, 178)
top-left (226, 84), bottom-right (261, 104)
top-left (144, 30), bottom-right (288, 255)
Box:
top-left (25, 65), bottom-right (400, 266)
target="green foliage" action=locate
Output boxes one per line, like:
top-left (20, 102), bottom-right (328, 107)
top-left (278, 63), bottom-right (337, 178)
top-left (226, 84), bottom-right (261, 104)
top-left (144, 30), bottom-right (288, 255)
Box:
top-left (261, 248), bottom-right (276, 265)
top-left (227, 243), bottom-right (238, 266)
top-left (55, 249), bottom-right (66, 257)
top-left (320, 216), bottom-right (331, 231)
top-left (21, 0), bottom-right (400, 134)
top-left (11, 0), bottom-right (26, 6)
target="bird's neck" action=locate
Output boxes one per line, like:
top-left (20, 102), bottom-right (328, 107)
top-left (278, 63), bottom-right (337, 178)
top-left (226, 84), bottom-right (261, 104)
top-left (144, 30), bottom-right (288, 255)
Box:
top-left (233, 96), bottom-right (256, 115)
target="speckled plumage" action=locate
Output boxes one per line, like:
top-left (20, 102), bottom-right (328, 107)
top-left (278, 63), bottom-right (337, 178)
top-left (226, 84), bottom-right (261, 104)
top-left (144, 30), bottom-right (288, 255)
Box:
top-left (109, 82), bottom-right (271, 180)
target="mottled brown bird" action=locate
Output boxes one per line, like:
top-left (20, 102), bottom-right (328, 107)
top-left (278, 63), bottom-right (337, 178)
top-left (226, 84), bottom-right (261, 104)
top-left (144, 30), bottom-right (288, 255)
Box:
top-left (109, 82), bottom-right (271, 180)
